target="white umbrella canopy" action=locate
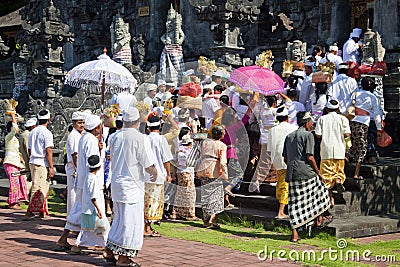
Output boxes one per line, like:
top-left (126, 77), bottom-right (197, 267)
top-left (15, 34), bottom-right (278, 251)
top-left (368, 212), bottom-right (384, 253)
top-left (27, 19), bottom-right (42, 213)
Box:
top-left (64, 49), bottom-right (137, 108)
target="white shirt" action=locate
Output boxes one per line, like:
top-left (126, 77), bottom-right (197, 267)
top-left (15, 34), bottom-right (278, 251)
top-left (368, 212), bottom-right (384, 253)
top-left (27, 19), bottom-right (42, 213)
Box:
top-left (143, 96), bottom-right (153, 108)
top-left (109, 91), bottom-right (137, 112)
top-left (343, 38), bottom-right (359, 62)
top-left (315, 112), bottom-right (350, 160)
top-left (320, 53), bottom-right (343, 71)
top-left (66, 128), bottom-right (82, 163)
top-left (267, 122), bottom-right (298, 170)
top-left (110, 128), bottom-right (156, 203)
top-left (145, 132), bottom-right (174, 184)
top-left (202, 97), bottom-right (219, 129)
top-left (328, 74), bottom-right (358, 113)
top-left (253, 101), bottom-right (277, 144)
top-left (285, 100), bottom-right (305, 126)
top-left (299, 74), bottom-right (314, 112)
top-left (75, 132), bottom-right (100, 190)
top-left (172, 106), bottom-right (181, 122)
top-left (311, 93), bottom-right (328, 118)
top-left (28, 125), bottom-right (54, 167)
top-left (81, 172), bottom-right (103, 215)
top-left (350, 89), bottom-right (382, 130)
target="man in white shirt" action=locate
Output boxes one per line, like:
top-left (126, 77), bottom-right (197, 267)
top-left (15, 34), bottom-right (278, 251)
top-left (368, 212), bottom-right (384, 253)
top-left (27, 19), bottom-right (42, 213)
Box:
top-left (315, 99), bottom-right (351, 206)
top-left (267, 107), bottom-right (297, 219)
top-left (143, 83), bottom-right (157, 108)
top-left (65, 114), bottom-right (102, 253)
top-left (143, 114), bottom-right (173, 237)
top-left (109, 90), bottom-right (137, 112)
top-left (343, 28), bottom-right (363, 63)
top-left (155, 80), bottom-right (166, 99)
top-left (320, 44), bottom-right (343, 71)
top-left (328, 63), bottom-right (358, 113)
top-left (284, 89), bottom-right (305, 126)
top-left (105, 107), bottom-right (157, 266)
top-left (56, 111), bottom-right (86, 249)
top-left (25, 109), bottom-right (54, 219)
top-left (202, 86), bottom-right (219, 129)
top-left (299, 58), bottom-right (315, 111)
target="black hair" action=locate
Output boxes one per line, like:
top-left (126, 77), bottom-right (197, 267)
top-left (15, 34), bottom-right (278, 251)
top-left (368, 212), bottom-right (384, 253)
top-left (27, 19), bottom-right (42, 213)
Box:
top-left (287, 89), bottom-right (298, 98)
top-left (214, 85), bottom-right (223, 93)
top-left (297, 111), bottom-right (310, 127)
top-left (148, 115), bottom-right (161, 131)
top-left (211, 125), bottom-right (225, 140)
top-left (6, 121), bottom-right (12, 133)
top-left (105, 127), bottom-right (117, 145)
top-left (171, 95), bottom-right (178, 107)
top-left (68, 125), bottom-right (73, 132)
top-left (312, 45), bottom-right (322, 56)
top-left (361, 77), bottom-right (376, 92)
top-left (338, 68), bottom-right (348, 75)
top-left (326, 99), bottom-right (340, 113)
top-left (287, 76), bottom-right (299, 89)
top-left (266, 95), bottom-right (277, 107)
top-left (116, 120), bottom-right (123, 129)
top-left (276, 106), bottom-right (288, 122)
top-left (179, 127), bottom-right (191, 140)
top-left (88, 155), bottom-right (101, 172)
top-left (203, 87), bottom-right (212, 96)
top-left (220, 95), bottom-right (229, 106)
top-left (314, 82), bottom-right (328, 105)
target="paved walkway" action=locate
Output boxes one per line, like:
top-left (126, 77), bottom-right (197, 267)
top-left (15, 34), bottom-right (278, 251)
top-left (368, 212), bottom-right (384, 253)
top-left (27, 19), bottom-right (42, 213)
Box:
top-left (0, 200), bottom-right (298, 267)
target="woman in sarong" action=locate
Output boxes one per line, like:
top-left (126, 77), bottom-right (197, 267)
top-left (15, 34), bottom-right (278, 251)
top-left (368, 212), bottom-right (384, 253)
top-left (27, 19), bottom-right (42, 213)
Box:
top-left (197, 125), bottom-right (228, 229)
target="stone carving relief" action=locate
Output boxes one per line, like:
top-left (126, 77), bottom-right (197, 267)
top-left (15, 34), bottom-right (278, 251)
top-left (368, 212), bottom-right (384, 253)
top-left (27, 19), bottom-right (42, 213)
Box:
top-left (132, 35), bottom-right (145, 67)
top-left (110, 14), bottom-right (132, 65)
top-left (286, 40), bottom-right (307, 62)
top-left (362, 28), bottom-right (386, 64)
top-left (0, 36), bottom-right (10, 57)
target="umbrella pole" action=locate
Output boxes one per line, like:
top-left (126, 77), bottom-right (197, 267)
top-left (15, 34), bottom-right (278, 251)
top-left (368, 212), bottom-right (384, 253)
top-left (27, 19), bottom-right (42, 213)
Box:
top-left (101, 73), bottom-right (105, 112)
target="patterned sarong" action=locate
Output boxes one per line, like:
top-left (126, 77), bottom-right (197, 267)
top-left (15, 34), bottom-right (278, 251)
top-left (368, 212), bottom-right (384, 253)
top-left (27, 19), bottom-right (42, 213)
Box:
top-left (288, 176), bottom-right (330, 229)
top-left (144, 183), bottom-right (165, 223)
top-left (172, 172), bottom-right (196, 218)
top-left (200, 178), bottom-right (224, 220)
top-left (348, 121), bottom-right (368, 163)
top-left (159, 44), bottom-right (185, 86)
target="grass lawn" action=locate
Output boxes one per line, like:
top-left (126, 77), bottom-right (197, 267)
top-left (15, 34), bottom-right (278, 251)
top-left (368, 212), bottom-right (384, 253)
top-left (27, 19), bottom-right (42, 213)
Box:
top-left (2, 192), bottom-right (398, 267)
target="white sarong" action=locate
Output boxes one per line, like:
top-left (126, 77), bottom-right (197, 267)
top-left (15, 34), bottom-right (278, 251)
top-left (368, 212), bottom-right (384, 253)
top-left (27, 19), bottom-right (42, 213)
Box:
top-left (65, 163), bottom-right (76, 216)
top-left (65, 188), bottom-right (82, 232)
top-left (106, 201), bottom-right (144, 257)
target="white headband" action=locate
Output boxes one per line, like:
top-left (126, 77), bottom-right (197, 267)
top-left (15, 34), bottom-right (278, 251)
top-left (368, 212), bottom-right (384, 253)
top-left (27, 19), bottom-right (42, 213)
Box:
top-left (147, 121), bottom-right (161, 127)
top-left (37, 110), bottom-right (50, 120)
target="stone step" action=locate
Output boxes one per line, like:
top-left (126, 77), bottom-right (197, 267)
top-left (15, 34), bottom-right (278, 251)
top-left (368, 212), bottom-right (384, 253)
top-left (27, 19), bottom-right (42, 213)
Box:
top-left (230, 193), bottom-right (280, 211)
top-left (224, 206), bottom-right (400, 238)
top-left (327, 214), bottom-right (400, 238)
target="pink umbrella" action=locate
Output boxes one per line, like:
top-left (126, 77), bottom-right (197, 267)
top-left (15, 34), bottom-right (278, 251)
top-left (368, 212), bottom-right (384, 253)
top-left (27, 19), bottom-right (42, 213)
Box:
top-left (229, 65), bottom-right (285, 95)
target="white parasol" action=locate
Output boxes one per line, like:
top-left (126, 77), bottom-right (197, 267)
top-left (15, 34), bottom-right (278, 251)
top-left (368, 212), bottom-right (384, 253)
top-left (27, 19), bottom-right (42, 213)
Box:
top-left (64, 48), bottom-right (137, 109)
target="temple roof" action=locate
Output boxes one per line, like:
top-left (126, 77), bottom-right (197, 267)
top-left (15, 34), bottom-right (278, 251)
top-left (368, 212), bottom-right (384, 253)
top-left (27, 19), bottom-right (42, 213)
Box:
top-left (0, 8), bottom-right (22, 28)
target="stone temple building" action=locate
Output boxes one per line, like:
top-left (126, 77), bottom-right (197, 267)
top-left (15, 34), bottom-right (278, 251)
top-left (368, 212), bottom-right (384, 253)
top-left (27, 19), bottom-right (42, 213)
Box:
top-left (0, 0), bottom-right (399, 163)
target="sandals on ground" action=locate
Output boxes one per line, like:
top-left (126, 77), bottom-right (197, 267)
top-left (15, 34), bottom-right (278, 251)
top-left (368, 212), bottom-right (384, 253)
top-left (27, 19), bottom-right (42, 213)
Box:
top-left (316, 216), bottom-right (333, 229)
top-left (144, 230), bottom-right (161, 237)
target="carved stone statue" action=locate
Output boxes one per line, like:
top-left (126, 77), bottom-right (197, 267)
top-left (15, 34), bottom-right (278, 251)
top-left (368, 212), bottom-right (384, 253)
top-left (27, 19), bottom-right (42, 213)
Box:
top-left (159, 5), bottom-right (185, 86)
top-left (362, 28), bottom-right (385, 64)
top-left (161, 5), bottom-right (185, 45)
top-left (110, 14), bottom-right (132, 64)
top-left (286, 40), bottom-right (307, 62)
top-left (132, 34), bottom-right (145, 67)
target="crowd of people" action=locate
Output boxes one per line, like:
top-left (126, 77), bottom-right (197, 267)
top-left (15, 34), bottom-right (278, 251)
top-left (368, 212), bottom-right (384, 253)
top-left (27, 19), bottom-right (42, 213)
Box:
top-left (2, 27), bottom-right (385, 265)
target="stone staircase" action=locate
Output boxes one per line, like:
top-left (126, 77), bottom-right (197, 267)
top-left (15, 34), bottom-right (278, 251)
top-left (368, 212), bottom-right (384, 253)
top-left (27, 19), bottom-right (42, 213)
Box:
top-left (223, 157), bottom-right (400, 238)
